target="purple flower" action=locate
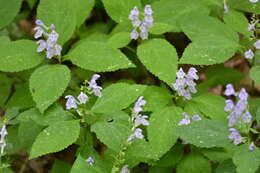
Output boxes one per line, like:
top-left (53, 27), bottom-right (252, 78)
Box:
top-left (133, 96), bottom-right (146, 114)
top-left (178, 112), bottom-right (202, 126)
top-left (130, 29), bottom-right (139, 40)
top-left (254, 40), bottom-right (260, 49)
top-left (242, 111), bottom-right (252, 123)
top-left (34, 26), bottom-right (45, 39)
top-left (249, 0), bottom-right (259, 3)
top-left (134, 115), bottom-right (149, 127)
top-left (36, 40), bottom-right (47, 52)
top-left (245, 49), bottom-right (254, 59)
top-left (224, 84), bottom-right (235, 96)
top-left (134, 128), bottom-right (144, 139)
top-left (224, 99), bottom-right (234, 112)
top-left (227, 112), bottom-right (239, 127)
top-left (77, 92), bottom-right (88, 104)
top-left (192, 115), bottom-right (202, 121)
top-left (238, 88), bottom-right (248, 100)
top-left (65, 95), bottom-right (78, 110)
top-left (88, 74), bottom-right (102, 97)
top-left (248, 142), bottom-right (254, 151)
top-left (0, 125), bottom-right (7, 154)
top-left (229, 128), bottom-right (243, 145)
top-left (223, 0), bottom-right (228, 14)
top-left (86, 157), bottom-right (94, 165)
top-left (173, 67), bottom-right (199, 100)
top-left (248, 20), bottom-right (259, 31)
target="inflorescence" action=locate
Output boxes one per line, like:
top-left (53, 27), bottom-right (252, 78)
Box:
top-left (129, 5), bottom-right (153, 40)
top-left (34, 19), bottom-right (62, 59)
top-left (0, 125), bottom-right (8, 154)
top-left (172, 67), bottom-right (199, 100)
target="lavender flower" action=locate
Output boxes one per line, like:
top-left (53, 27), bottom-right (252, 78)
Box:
top-left (0, 125), bottom-right (8, 154)
top-left (86, 157), bottom-right (94, 165)
top-left (254, 40), bottom-right (260, 49)
top-left (248, 142), bottom-right (255, 151)
top-left (65, 95), bottom-right (78, 110)
top-left (172, 67), bottom-right (199, 100)
top-left (178, 112), bottom-right (201, 126)
top-left (120, 165), bottom-right (130, 173)
top-left (224, 86), bottom-right (252, 126)
top-left (224, 84), bottom-right (235, 96)
top-left (88, 74), bottom-right (102, 97)
top-left (229, 128), bottom-right (243, 145)
top-left (245, 49), bottom-right (254, 59)
top-left (248, 20), bottom-right (259, 32)
top-left (133, 96), bottom-right (146, 114)
top-left (134, 115), bottom-right (149, 127)
top-left (34, 19), bottom-right (62, 59)
top-left (129, 5), bottom-right (153, 40)
top-left (77, 92), bottom-right (88, 104)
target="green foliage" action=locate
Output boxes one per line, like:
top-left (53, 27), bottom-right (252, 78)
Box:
top-left (29, 65), bottom-right (71, 113)
top-left (0, 0), bottom-right (22, 29)
top-left (175, 119), bottom-right (230, 148)
top-left (37, 0), bottom-right (76, 44)
top-left (176, 152), bottom-right (212, 173)
top-left (0, 40), bottom-right (44, 72)
top-left (30, 120), bottom-right (80, 159)
top-left (73, 0), bottom-right (95, 27)
top-left (107, 32), bottom-right (131, 49)
top-left (0, 74), bottom-right (12, 107)
top-left (92, 83), bottom-right (146, 113)
top-left (250, 66), bottom-right (260, 85)
top-left (137, 39), bottom-right (178, 85)
top-left (67, 41), bottom-right (135, 72)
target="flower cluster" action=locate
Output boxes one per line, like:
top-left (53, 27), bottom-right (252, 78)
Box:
top-left (178, 112), bottom-right (201, 126)
top-left (129, 5), bottom-right (153, 40)
top-left (249, 0), bottom-right (259, 3)
top-left (65, 74), bottom-right (102, 110)
top-left (34, 19), bottom-right (62, 59)
top-left (127, 96), bottom-right (149, 142)
top-left (119, 165), bottom-right (130, 173)
top-left (244, 39), bottom-right (260, 59)
top-left (0, 125), bottom-right (8, 154)
top-left (228, 128), bottom-right (243, 145)
top-left (172, 67), bottom-right (199, 100)
top-left (224, 84), bottom-right (252, 127)
top-left (85, 157), bottom-right (94, 165)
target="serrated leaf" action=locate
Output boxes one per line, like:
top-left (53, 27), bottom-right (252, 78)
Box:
top-left (250, 66), bottom-right (260, 85)
top-left (224, 10), bottom-right (251, 37)
top-left (91, 83), bottom-right (146, 113)
top-left (185, 94), bottom-right (228, 121)
top-left (30, 120), bottom-right (80, 159)
top-left (152, 0), bottom-right (210, 32)
top-left (175, 119), bottom-right (230, 148)
top-left (73, 0), bottom-right (95, 27)
top-left (37, 0), bottom-right (76, 44)
top-left (102, 0), bottom-right (141, 23)
top-left (142, 86), bottom-right (172, 112)
top-left (91, 111), bottom-right (131, 152)
top-left (137, 39), bottom-right (178, 85)
top-left (148, 106), bottom-right (183, 159)
top-left (0, 0), bottom-right (22, 29)
top-left (30, 65), bottom-right (71, 113)
top-left (233, 145), bottom-right (260, 173)
top-left (180, 15), bottom-right (239, 65)
top-left (0, 40), bottom-right (44, 72)
top-left (107, 32), bottom-right (131, 48)
top-left (176, 152), bottom-right (211, 173)
top-left (67, 41), bottom-right (135, 72)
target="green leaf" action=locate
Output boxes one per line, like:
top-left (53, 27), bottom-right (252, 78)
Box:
top-left (67, 41), bottom-right (135, 72)
top-left (73, 0), bottom-right (95, 27)
top-left (0, 74), bottom-right (12, 107)
top-left (70, 155), bottom-right (103, 173)
top-left (6, 83), bottom-right (35, 109)
top-left (137, 39), bottom-right (178, 85)
top-left (185, 94), bottom-right (228, 121)
top-left (180, 15), bottom-right (239, 65)
top-left (152, 0), bottom-right (210, 32)
top-left (250, 66), bottom-right (260, 85)
top-left (0, 0), bottom-right (22, 29)
top-left (0, 40), bottom-right (44, 72)
top-left (51, 159), bottom-right (72, 173)
top-left (200, 148), bottom-right (231, 162)
top-left (91, 111), bottom-right (131, 152)
top-left (224, 10), bottom-right (251, 37)
top-left (215, 159), bottom-right (236, 173)
top-left (176, 152), bottom-right (211, 173)
top-left (91, 83), bottom-right (146, 114)
top-left (37, 0), bottom-right (76, 44)
top-left (30, 120), bottom-right (80, 159)
top-left (17, 104), bottom-right (73, 126)
top-left (233, 145), bottom-right (260, 173)
top-left (148, 106), bottom-right (183, 159)
top-left (142, 86), bottom-right (172, 112)
top-left (102, 0), bottom-right (141, 23)
top-left (29, 65), bottom-right (71, 113)
top-left (174, 119), bottom-right (230, 148)
top-left (107, 32), bottom-right (131, 48)
top-left (230, 0), bottom-right (260, 14)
